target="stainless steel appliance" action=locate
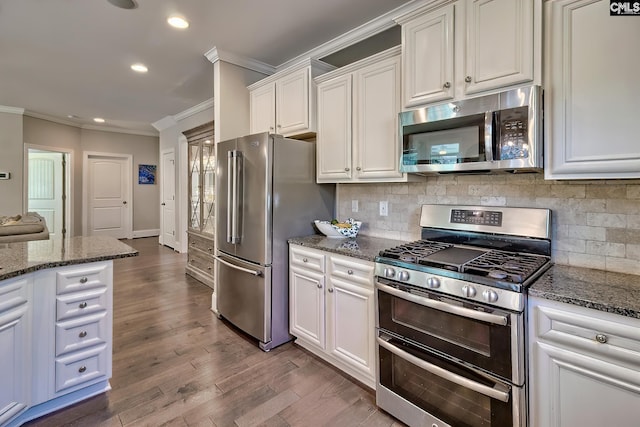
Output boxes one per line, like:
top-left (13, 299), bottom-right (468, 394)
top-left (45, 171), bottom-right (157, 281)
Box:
top-left (215, 132), bottom-right (335, 351)
top-left (375, 204), bottom-right (551, 427)
top-left (400, 85), bottom-right (543, 174)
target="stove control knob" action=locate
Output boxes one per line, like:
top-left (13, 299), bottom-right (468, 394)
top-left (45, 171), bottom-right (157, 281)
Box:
top-left (426, 277), bottom-right (441, 289)
top-left (398, 271), bottom-right (410, 281)
top-left (384, 267), bottom-right (396, 278)
top-left (461, 285), bottom-right (477, 298)
top-left (483, 289), bottom-right (499, 303)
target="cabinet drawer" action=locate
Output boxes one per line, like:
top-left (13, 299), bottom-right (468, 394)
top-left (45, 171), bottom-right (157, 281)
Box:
top-left (533, 301), bottom-right (640, 370)
top-left (290, 246), bottom-right (325, 273)
top-left (56, 312), bottom-right (108, 356)
top-left (56, 288), bottom-right (108, 321)
top-left (188, 233), bottom-right (214, 254)
top-left (329, 255), bottom-right (373, 287)
top-left (55, 344), bottom-right (109, 393)
top-left (188, 251), bottom-right (214, 277)
top-left (56, 263), bottom-right (109, 295)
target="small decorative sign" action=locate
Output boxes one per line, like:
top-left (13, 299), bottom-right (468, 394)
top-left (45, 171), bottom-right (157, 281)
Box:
top-left (610, 1), bottom-right (640, 15)
top-left (138, 164), bottom-right (156, 184)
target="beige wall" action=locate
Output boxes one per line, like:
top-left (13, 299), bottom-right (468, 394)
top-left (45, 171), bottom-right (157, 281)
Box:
top-left (337, 175), bottom-right (640, 275)
top-left (0, 111), bottom-right (24, 216)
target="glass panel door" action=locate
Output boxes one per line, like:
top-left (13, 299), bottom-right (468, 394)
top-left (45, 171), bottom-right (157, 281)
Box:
top-left (202, 141), bottom-right (215, 235)
top-left (189, 142), bottom-right (201, 230)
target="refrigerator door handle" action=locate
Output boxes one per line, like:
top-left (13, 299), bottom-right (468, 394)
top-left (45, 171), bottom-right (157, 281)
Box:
top-left (226, 151), bottom-right (233, 243)
top-left (231, 151), bottom-right (241, 244)
top-left (214, 256), bottom-right (262, 276)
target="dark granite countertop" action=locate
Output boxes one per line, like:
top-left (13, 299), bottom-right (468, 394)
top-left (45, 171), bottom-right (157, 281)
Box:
top-left (530, 265), bottom-right (640, 319)
top-left (0, 236), bottom-right (138, 281)
top-left (288, 234), bottom-right (408, 262)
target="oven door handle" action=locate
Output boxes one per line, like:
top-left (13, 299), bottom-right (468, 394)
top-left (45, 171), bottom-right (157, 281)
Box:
top-left (377, 336), bottom-right (511, 403)
top-left (376, 282), bottom-right (508, 326)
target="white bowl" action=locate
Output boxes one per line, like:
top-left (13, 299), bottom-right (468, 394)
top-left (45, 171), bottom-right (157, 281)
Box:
top-left (314, 219), bottom-right (362, 238)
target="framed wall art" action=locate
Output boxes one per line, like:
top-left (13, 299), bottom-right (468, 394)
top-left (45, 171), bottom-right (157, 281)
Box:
top-left (138, 164), bottom-right (156, 184)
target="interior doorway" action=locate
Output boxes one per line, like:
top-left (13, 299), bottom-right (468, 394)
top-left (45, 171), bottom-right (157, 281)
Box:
top-left (24, 145), bottom-right (72, 238)
top-left (160, 149), bottom-right (176, 249)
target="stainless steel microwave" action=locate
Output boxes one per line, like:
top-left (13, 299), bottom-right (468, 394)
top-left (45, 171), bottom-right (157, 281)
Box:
top-left (399, 85), bottom-right (542, 174)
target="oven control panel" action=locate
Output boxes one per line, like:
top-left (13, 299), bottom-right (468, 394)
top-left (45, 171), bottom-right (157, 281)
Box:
top-left (450, 209), bottom-right (502, 227)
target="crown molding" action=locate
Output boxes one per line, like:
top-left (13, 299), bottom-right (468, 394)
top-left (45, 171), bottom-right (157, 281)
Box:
top-left (174, 98), bottom-right (214, 122)
top-left (315, 46), bottom-right (401, 84)
top-left (0, 105), bottom-right (25, 115)
top-left (152, 115), bottom-right (178, 131)
top-left (81, 124), bottom-right (158, 137)
top-left (25, 110), bottom-right (79, 127)
top-left (276, 0), bottom-right (429, 71)
top-left (205, 46), bottom-right (276, 76)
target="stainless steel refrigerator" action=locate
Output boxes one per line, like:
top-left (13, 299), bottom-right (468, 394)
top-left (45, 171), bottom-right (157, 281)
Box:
top-left (215, 132), bottom-right (335, 351)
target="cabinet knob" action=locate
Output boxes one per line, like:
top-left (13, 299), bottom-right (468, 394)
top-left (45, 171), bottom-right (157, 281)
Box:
top-left (443, 81), bottom-right (451, 89)
top-left (317, 283), bottom-right (322, 289)
top-left (345, 167), bottom-right (350, 172)
top-left (356, 167), bottom-right (361, 171)
top-left (347, 270), bottom-right (353, 275)
top-left (79, 277), bottom-right (88, 284)
top-left (465, 76), bottom-right (472, 83)
top-left (79, 331), bottom-right (87, 338)
top-left (302, 258), bottom-right (308, 263)
top-left (79, 302), bottom-right (88, 309)
top-left (328, 288), bottom-right (334, 293)
top-left (595, 334), bottom-right (608, 344)
top-left (78, 366), bottom-right (87, 373)
top-left (277, 124), bottom-right (282, 128)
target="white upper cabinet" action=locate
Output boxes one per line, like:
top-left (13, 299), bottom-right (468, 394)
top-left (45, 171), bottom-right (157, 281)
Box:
top-left (544, 0), bottom-right (640, 179)
top-left (396, 0), bottom-right (539, 107)
top-left (316, 47), bottom-right (417, 183)
top-left (248, 59), bottom-right (335, 137)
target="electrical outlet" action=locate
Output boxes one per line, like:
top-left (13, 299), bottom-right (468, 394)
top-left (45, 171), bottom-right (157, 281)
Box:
top-left (352, 200), bottom-right (359, 212)
top-left (379, 201), bottom-right (389, 216)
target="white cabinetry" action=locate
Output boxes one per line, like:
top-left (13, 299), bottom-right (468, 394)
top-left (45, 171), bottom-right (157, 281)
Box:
top-left (396, 0), bottom-right (538, 107)
top-left (316, 47), bottom-right (415, 183)
top-left (0, 277), bottom-right (31, 425)
top-left (544, 0), bottom-right (640, 179)
top-left (528, 296), bottom-right (640, 427)
top-left (289, 245), bottom-right (376, 388)
top-left (248, 59), bottom-right (335, 137)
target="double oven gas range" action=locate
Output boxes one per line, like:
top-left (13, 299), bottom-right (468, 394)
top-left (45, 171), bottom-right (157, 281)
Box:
top-left (375, 204), bottom-right (551, 427)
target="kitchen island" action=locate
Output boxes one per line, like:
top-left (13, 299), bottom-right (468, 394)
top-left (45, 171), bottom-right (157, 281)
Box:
top-left (0, 236), bottom-right (137, 427)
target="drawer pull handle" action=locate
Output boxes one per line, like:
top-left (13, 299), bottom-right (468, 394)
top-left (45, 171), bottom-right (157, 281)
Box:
top-left (302, 258), bottom-right (308, 263)
top-left (328, 288), bottom-right (334, 293)
top-left (78, 366), bottom-right (87, 373)
top-left (79, 302), bottom-right (88, 309)
top-left (595, 334), bottom-right (608, 344)
top-left (79, 277), bottom-right (88, 284)
top-left (79, 331), bottom-right (87, 338)
top-left (347, 270), bottom-right (353, 275)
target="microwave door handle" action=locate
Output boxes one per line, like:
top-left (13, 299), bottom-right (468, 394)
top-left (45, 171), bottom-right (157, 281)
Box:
top-left (226, 151), bottom-right (233, 243)
top-left (484, 111), bottom-right (494, 161)
top-left (376, 282), bottom-right (508, 326)
top-left (377, 336), bottom-right (511, 403)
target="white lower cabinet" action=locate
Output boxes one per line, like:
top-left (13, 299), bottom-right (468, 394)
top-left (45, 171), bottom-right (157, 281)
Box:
top-left (1, 260), bottom-right (113, 427)
top-left (289, 245), bottom-right (376, 388)
top-left (528, 296), bottom-right (640, 427)
top-left (0, 277), bottom-right (31, 426)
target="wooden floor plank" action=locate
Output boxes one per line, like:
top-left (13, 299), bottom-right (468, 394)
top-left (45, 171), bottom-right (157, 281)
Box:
top-left (23, 237), bottom-right (403, 427)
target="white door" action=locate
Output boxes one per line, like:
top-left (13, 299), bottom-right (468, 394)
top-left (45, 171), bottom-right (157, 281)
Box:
top-left (160, 150), bottom-right (176, 249)
top-left (87, 156), bottom-right (130, 238)
top-left (28, 151), bottom-right (64, 237)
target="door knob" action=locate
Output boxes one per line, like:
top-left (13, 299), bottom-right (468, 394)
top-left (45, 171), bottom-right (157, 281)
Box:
top-left (122, 201), bottom-right (127, 205)
top-left (161, 202), bottom-right (166, 206)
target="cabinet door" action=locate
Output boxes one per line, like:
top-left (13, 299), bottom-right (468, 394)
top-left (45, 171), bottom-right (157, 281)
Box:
top-left (316, 74), bottom-right (352, 181)
top-left (545, 0), bottom-right (640, 179)
top-left (326, 277), bottom-right (375, 379)
top-left (354, 55), bottom-right (403, 180)
top-left (463, 0), bottom-right (534, 95)
top-left (0, 277), bottom-right (30, 425)
top-left (402, 3), bottom-right (455, 107)
top-left (276, 67), bottom-right (310, 136)
top-left (250, 82), bottom-right (276, 134)
top-left (289, 267), bottom-right (325, 349)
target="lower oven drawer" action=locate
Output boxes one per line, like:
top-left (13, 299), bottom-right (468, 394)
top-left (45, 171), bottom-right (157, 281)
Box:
top-left (377, 332), bottom-right (524, 427)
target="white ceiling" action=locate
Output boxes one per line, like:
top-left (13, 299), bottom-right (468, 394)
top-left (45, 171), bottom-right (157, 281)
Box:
top-left (0, 0), bottom-right (413, 134)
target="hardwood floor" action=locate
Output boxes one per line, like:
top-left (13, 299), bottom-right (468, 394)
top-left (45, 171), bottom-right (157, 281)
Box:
top-left (26, 238), bottom-right (402, 427)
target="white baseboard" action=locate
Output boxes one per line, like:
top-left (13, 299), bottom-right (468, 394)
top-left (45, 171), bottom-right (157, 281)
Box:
top-left (132, 229), bottom-right (160, 238)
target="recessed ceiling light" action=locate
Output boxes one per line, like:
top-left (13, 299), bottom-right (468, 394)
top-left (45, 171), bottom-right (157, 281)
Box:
top-left (131, 63), bottom-right (148, 73)
top-left (94, 118), bottom-right (105, 123)
top-left (167, 15), bottom-right (189, 29)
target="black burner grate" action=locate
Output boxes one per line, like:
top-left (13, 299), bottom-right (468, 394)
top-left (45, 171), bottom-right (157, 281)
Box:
top-left (379, 240), bottom-right (453, 264)
top-left (463, 250), bottom-right (549, 283)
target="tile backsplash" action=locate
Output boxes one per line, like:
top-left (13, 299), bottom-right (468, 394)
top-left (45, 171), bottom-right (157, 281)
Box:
top-left (336, 174), bottom-right (640, 275)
